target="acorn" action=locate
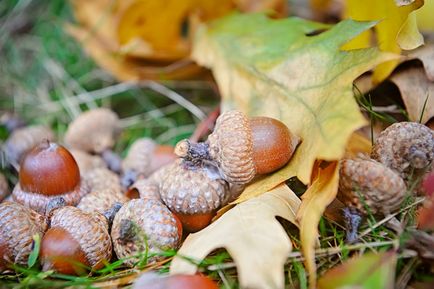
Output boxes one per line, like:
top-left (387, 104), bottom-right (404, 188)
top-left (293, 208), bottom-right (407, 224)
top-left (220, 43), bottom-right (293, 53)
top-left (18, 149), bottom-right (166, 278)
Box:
top-left (64, 108), bottom-right (122, 172)
top-left (159, 159), bottom-right (230, 232)
top-left (0, 173), bottom-right (9, 202)
top-left (12, 141), bottom-right (90, 214)
top-left (82, 167), bottom-right (122, 194)
top-left (78, 188), bottom-right (128, 214)
top-left (4, 125), bottom-right (54, 168)
top-left (338, 158), bottom-right (407, 242)
top-left (0, 202), bottom-right (47, 271)
top-left (121, 138), bottom-right (177, 188)
top-left (125, 178), bottom-right (161, 201)
top-left (41, 205), bottom-right (113, 275)
top-left (175, 110), bottom-right (299, 185)
top-left (371, 122), bottom-right (434, 182)
top-left (69, 149), bottom-right (106, 175)
top-left (111, 199), bottom-right (182, 267)
top-left (132, 272), bottom-right (219, 289)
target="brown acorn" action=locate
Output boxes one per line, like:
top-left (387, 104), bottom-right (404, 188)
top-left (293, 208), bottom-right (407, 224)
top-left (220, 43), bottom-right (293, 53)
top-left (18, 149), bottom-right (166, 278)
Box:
top-left (125, 178), bottom-right (161, 201)
top-left (41, 206), bottom-right (112, 275)
top-left (111, 199), bottom-right (182, 267)
top-left (338, 158), bottom-right (407, 242)
top-left (12, 141), bottom-right (90, 214)
top-left (78, 188), bottom-right (128, 214)
top-left (121, 138), bottom-right (176, 188)
top-left (0, 173), bottom-right (9, 202)
top-left (175, 110), bottom-right (299, 185)
top-left (0, 202), bottom-right (47, 271)
top-left (69, 149), bottom-right (106, 175)
top-left (65, 108), bottom-right (121, 154)
top-left (371, 122), bottom-right (434, 182)
top-left (4, 125), bottom-right (54, 167)
top-left (82, 167), bottom-right (122, 194)
top-left (159, 160), bottom-right (230, 232)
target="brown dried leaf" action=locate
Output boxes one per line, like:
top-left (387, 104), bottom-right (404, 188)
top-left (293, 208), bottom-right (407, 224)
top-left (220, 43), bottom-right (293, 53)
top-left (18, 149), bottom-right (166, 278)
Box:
top-left (390, 66), bottom-right (434, 124)
top-left (408, 44), bottom-right (434, 81)
top-left (170, 184), bottom-right (301, 289)
top-left (297, 161), bottom-right (340, 288)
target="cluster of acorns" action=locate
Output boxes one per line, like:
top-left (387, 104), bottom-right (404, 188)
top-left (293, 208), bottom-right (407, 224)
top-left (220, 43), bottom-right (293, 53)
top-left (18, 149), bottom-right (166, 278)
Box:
top-left (0, 108), bottom-right (300, 275)
top-left (338, 122), bottom-right (434, 242)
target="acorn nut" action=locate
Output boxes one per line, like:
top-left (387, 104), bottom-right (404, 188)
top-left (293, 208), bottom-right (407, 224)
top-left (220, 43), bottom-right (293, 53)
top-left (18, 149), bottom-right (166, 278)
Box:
top-left (159, 159), bottom-right (230, 232)
top-left (338, 158), bottom-right (407, 242)
top-left (125, 178), bottom-right (161, 201)
top-left (111, 199), bottom-right (182, 267)
top-left (69, 149), bottom-right (106, 175)
top-left (12, 141), bottom-right (90, 214)
top-left (176, 110), bottom-right (299, 185)
top-left (65, 108), bottom-right (121, 153)
top-left (0, 202), bottom-right (47, 271)
top-left (78, 188), bottom-right (128, 214)
top-left (371, 122), bottom-right (434, 182)
top-left (82, 167), bottom-right (122, 194)
top-left (121, 138), bottom-right (176, 188)
top-left (65, 108), bottom-right (122, 172)
top-left (4, 125), bottom-right (54, 167)
top-left (41, 205), bottom-right (112, 275)
top-left (0, 173), bottom-right (9, 202)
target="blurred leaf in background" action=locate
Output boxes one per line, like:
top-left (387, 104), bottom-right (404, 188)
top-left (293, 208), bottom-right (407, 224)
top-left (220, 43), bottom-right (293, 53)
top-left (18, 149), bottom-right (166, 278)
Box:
top-left (67, 0), bottom-right (288, 81)
top-left (342, 0), bottom-right (424, 83)
top-left (318, 251), bottom-right (397, 289)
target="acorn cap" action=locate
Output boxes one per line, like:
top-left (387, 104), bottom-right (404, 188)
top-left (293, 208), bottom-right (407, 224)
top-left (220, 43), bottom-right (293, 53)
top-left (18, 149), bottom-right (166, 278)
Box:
top-left (111, 199), bottom-right (181, 267)
top-left (0, 202), bottom-right (47, 269)
top-left (371, 122), bottom-right (434, 181)
top-left (49, 206), bottom-right (112, 269)
top-left (160, 160), bottom-right (230, 214)
top-left (70, 149), bottom-right (106, 175)
top-left (122, 138), bottom-right (156, 178)
top-left (64, 108), bottom-right (121, 153)
top-left (207, 110), bottom-right (256, 184)
top-left (82, 167), bottom-right (122, 194)
top-left (12, 181), bottom-right (89, 215)
top-left (78, 188), bottom-right (128, 214)
top-left (127, 179), bottom-right (161, 201)
top-left (0, 173), bottom-right (9, 202)
top-left (4, 125), bottom-right (54, 166)
top-left (338, 158), bottom-right (407, 215)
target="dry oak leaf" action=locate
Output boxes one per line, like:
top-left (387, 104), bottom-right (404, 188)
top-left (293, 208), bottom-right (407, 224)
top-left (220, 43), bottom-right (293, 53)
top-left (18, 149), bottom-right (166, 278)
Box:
top-left (170, 184), bottom-right (302, 289)
top-left (297, 161), bottom-right (339, 288)
top-left (193, 14), bottom-right (396, 202)
top-left (342, 0), bottom-right (424, 83)
top-left (318, 251), bottom-right (397, 289)
top-left (390, 65), bottom-right (434, 124)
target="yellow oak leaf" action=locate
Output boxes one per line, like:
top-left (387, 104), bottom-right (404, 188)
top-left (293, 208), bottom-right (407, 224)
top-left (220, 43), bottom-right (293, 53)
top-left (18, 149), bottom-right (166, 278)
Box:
top-left (417, 0), bottom-right (434, 31)
top-left (170, 184), bottom-right (301, 289)
top-left (297, 161), bottom-right (340, 288)
top-left (342, 0), bottom-right (424, 83)
top-left (193, 14), bottom-right (396, 202)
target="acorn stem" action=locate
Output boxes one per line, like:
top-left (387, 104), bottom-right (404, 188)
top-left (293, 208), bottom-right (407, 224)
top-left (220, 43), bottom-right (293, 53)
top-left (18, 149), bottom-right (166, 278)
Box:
top-left (175, 139), bottom-right (212, 168)
top-left (343, 207), bottom-right (362, 244)
top-left (45, 197), bottom-right (67, 217)
top-left (121, 169), bottom-right (138, 189)
top-left (103, 202), bottom-right (123, 229)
